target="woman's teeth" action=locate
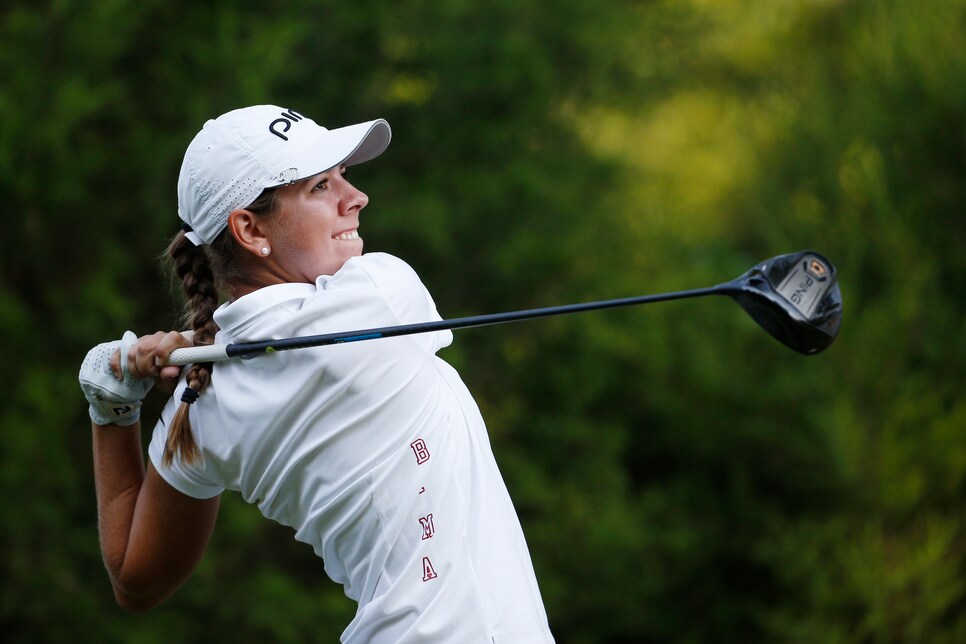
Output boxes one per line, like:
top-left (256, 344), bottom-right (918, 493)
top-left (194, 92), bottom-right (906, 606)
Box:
top-left (335, 230), bottom-right (359, 241)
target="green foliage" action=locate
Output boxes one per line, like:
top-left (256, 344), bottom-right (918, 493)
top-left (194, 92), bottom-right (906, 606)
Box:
top-left (2, 0), bottom-right (964, 641)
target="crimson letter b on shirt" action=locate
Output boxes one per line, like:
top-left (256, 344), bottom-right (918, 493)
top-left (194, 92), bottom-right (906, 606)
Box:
top-left (410, 438), bottom-right (430, 464)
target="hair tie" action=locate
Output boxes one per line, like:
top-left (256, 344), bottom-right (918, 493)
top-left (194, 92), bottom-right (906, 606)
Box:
top-left (180, 387), bottom-right (200, 405)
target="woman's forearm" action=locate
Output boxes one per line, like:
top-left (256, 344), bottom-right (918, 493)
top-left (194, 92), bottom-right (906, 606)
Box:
top-left (91, 420), bottom-right (146, 596)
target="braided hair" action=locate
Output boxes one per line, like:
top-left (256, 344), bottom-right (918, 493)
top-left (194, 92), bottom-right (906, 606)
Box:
top-left (162, 187), bottom-right (280, 466)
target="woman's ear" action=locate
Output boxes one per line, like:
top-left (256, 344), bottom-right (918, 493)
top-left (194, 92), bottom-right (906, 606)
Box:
top-left (227, 209), bottom-right (271, 258)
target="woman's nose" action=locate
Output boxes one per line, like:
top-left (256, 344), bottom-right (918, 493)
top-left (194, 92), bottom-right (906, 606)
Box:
top-left (342, 181), bottom-right (368, 214)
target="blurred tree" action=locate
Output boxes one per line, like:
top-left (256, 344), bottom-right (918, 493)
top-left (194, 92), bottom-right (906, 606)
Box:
top-left (568, 0), bottom-right (966, 640)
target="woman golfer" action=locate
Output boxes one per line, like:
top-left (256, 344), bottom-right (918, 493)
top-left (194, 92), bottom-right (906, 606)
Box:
top-left (79, 105), bottom-right (554, 643)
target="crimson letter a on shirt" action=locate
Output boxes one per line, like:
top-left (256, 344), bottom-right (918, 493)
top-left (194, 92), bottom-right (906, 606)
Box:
top-left (422, 556), bottom-right (438, 582)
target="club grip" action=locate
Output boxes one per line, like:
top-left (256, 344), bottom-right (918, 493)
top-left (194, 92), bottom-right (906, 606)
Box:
top-left (166, 344), bottom-right (231, 366)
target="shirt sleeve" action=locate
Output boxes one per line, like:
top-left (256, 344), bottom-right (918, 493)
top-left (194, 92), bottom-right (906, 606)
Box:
top-left (147, 392), bottom-right (225, 500)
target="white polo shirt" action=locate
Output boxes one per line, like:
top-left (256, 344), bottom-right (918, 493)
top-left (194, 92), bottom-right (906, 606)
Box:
top-left (149, 253), bottom-right (554, 643)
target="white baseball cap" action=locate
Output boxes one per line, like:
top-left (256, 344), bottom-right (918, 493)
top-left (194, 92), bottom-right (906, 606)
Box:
top-left (177, 105), bottom-right (391, 246)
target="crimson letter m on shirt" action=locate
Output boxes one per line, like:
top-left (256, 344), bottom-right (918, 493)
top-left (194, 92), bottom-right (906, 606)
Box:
top-left (419, 514), bottom-right (435, 540)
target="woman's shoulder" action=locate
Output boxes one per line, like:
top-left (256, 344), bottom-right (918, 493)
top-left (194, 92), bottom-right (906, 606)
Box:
top-left (335, 252), bottom-right (423, 289)
top-left (335, 253), bottom-right (443, 328)
top-left (355, 252), bottom-right (418, 275)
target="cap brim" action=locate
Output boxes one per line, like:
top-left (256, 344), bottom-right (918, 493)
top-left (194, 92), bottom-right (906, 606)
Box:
top-left (280, 119), bottom-right (391, 187)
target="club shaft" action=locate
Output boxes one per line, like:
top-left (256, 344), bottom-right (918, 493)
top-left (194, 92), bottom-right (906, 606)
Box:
top-left (166, 285), bottom-right (725, 365)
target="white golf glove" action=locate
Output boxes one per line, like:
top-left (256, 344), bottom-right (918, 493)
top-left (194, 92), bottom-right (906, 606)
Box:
top-left (79, 331), bottom-right (156, 426)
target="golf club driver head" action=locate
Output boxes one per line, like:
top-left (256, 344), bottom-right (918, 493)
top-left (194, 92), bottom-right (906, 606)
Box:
top-left (721, 250), bottom-right (842, 355)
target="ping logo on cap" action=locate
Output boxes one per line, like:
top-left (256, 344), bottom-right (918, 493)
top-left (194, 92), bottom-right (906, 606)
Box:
top-left (268, 109), bottom-right (305, 141)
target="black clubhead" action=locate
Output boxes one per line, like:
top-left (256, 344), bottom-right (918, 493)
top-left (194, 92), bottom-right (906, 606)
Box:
top-left (719, 250), bottom-right (842, 355)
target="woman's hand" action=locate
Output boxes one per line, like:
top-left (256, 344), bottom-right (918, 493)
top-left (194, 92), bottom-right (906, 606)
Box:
top-left (111, 331), bottom-right (195, 395)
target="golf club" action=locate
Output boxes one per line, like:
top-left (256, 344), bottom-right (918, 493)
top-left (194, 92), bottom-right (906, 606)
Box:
top-left (165, 250), bottom-right (842, 366)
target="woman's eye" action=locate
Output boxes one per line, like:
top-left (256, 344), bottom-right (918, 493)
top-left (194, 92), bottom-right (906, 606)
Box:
top-left (313, 179), bottom-right (328, 192)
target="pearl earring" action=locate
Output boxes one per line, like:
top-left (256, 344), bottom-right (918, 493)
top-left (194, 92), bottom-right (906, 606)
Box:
top-left (261, 247), bottom-right (270, 256)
